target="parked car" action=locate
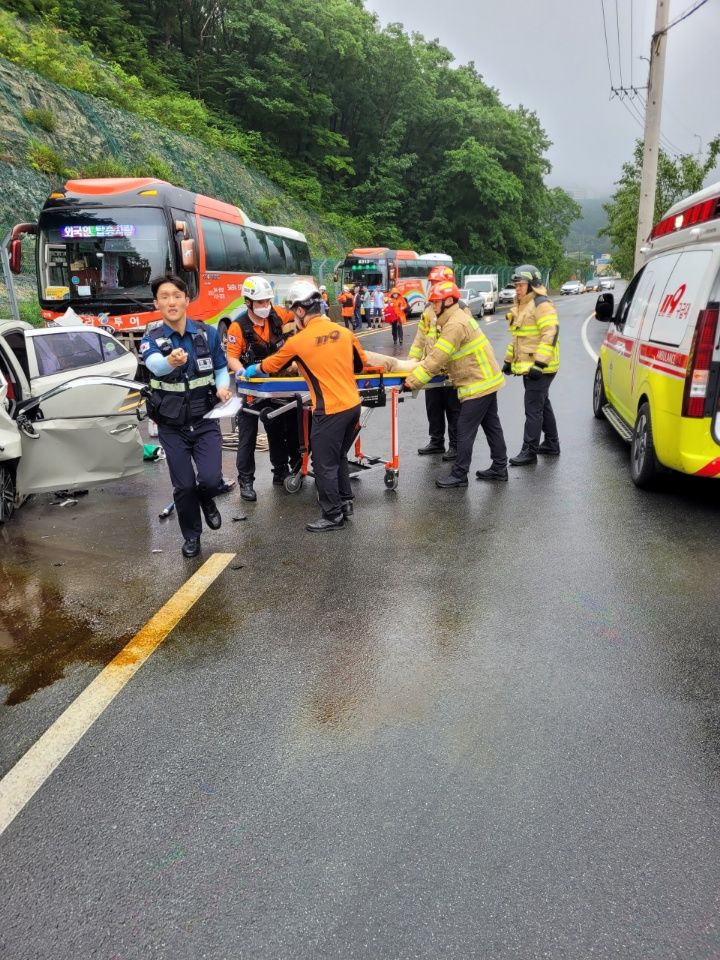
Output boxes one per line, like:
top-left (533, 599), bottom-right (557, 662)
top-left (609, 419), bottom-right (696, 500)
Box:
top-left (599, 277), bottom-right (616, 290)
top-left (0, 319), bottom-right (144, 522)
top-left (561, 280), bottom-right (583, 295)
top-left (459, 288), bottom-right (485, 318)
top-left (498, 284), bottom-right (516, 304)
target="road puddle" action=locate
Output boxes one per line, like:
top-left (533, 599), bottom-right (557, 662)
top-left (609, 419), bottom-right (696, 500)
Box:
top-left (0, 559), bottom-right (130, 705)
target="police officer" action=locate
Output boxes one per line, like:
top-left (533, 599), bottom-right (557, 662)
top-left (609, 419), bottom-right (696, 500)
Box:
top-left (503, 264), bottom-right (560, 464)
top-left (225, 275), bottom-right (299, 501)
top-left (241, 280), bottom-right (367, 532)
top-left (141, 274), bottom-right (232, 558)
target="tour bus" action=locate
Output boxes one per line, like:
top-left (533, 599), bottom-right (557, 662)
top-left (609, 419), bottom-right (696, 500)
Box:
top-left (336, 248), bottom-right (454, 314)
top-left (8, 178), bottom-right (312, 351)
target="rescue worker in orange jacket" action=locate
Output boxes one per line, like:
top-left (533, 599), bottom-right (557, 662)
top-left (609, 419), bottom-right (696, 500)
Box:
top-left (242, 280), bottom-right (368, 532)
top-left (226, 275), bottom-right (299, 501)
top-left (388, 288), bottom-right (408, 345)
top-left (337, 287), bottom-right (355, 329)
top-left (503, 264), bottom-right (560, 465)
top-left (404, 280), bottom-right (508, 487)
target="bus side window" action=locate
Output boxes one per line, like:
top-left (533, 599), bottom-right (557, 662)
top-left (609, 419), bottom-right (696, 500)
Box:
top-left (281, 239), bottom-right (297, 273)
top-left (244, 227), bottom-right (270, 273)
top-left (221, 222), bottom-right (252, 273)
top-left (200, 216), bottom-right (227, 272)
top-left (266, 235), bottom-right (286, 272)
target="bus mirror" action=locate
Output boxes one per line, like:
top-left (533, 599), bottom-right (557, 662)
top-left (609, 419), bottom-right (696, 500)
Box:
top-left (174, 220), bottom-right (187, 237)
top-left (9, 238), bottom-right (22, 274)
top-left (180, 238), bottom-right (197, 271)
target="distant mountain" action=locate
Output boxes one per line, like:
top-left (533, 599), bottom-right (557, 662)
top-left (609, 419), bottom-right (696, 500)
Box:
top-left (565, 198), bottom-right (610, 256)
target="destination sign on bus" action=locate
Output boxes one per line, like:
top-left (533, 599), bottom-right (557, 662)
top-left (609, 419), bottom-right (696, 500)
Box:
top-left (60, 224), bottom-right (137, 239)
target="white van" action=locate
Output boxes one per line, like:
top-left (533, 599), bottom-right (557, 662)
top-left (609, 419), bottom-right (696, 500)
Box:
top-left (593, 179), bottom-right (720, 486)
top-left (463, 274), bottom-right (498, 314)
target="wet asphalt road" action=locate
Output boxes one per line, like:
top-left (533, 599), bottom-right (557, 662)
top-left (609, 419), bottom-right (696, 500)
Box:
top-left (2, 293), bottom-right (720, 960)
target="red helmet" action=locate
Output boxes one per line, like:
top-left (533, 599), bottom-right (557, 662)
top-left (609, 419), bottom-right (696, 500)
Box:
top-left (428, 280), bottom-right (461, 303)
top-left (428, 265), bottom-right (455, 283)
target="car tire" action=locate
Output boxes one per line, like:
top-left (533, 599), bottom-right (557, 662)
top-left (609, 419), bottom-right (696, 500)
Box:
top-left (592, 362), bottom-right (607, 419)
top-left (0, 463), bottom-right (16, 523)
top-left (630, 402), bottom-right (658, 488)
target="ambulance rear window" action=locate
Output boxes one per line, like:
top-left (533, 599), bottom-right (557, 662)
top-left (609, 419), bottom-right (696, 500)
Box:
top-left (649, 250), bottom-right (713, 347)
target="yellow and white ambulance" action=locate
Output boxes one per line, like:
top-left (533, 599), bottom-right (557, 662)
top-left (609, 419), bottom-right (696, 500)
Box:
top-left (593, 180), bottom-right (720, 487)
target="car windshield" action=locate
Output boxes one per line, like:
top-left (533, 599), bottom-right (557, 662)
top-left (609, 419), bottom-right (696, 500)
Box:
top-left (38, 206), bottom-right (173, 304)
top-left (466, 281), bottom-right (492, 292)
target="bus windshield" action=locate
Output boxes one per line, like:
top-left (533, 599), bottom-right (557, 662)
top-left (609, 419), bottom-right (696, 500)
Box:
top-left (340, 256), bottom-right (388, 289)
top-left (37, 206), bottom-right (173, 304)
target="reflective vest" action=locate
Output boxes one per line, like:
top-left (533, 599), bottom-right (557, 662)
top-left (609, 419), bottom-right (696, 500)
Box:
top-left (504, 290), bottom-right (560, 375)
top-left (237, 308), bottom-right (285, 366)
top-left (406, 303), bottom-right (504, 401)
top-left (408, 307), bottom-right (440, 361)
top-left (146, 322), bottom-right (217, 426)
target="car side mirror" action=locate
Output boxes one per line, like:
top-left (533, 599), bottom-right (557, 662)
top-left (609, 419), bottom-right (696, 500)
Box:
top-left (595, 293), bottom-right (614, 321)
top-left (180, 237), bottom-right (197, 271)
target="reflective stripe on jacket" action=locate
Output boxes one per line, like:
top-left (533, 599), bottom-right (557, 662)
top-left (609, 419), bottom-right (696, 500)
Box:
top-left (408, 306), bottom-right (440, 361)
top-left (504, 288), bottom-right (559, 375)
top-left (404, 303), bottom-right (504, 401)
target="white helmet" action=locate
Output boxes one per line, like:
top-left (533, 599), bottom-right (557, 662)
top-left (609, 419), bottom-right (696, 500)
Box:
top-left (242, 275), bottom-right (273, 302)
top-left (319, 285), bottom-right (327, 291)
top-left (288, 279), bottom-right (321, 309)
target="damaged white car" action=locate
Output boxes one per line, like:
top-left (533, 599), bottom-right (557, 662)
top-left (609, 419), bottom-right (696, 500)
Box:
top-left (0, 319), bottom-right (145, 522)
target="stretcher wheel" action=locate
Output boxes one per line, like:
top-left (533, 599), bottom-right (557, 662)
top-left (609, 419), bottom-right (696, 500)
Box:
top-left (384, 469), bottom-right (399, 490)
top-left (284, 473), bottom-right (304, 494)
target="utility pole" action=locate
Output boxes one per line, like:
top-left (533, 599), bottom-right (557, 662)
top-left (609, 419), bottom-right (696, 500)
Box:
top-left (634, 0), bottom-right (670, 273)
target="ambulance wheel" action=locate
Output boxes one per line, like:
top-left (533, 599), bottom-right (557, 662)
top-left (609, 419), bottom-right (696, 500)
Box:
top-left (284, 473), bottom-right (303, 494)
top-left (0, 463), bottom-right (16, 523)
top-left (384, 469), bottom-right (399, 490)
top-left (630, 402), bottom-right (658, 489)
top-left (592, 362), bottom-right (607, 419)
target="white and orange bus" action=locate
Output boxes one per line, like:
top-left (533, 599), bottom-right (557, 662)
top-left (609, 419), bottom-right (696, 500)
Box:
top-left (9, 177), bottom-right (312, 350)
top-left (336, 248), bottom-right (454, 315)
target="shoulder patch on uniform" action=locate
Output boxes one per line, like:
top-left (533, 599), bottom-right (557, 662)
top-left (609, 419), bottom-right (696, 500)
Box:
top-left (139, 341), bottom-right (150, 354)
top-left (228, 334), bottom-right (236, 344)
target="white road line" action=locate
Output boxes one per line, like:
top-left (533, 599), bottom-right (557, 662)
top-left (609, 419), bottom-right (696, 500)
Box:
top-left (581, 313), bottom-right (599, 364)
top-left (0, 552), bottom-right (235, 837)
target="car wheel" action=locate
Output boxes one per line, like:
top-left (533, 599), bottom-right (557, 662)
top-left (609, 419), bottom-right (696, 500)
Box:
top-left (592, 362), bottom-right (607, 419)
top-left (630, 402), bottom-right (658, 488)
top-left (0, 463), bottom-right (16, 523)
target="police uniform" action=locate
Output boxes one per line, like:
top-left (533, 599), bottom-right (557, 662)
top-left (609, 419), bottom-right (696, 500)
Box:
top-left (226, 306), bottom-right (300, 487)
top-left (141, 319), bottom-right (228, 542)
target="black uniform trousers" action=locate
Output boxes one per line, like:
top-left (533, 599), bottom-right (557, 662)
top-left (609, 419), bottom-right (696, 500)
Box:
top-left (311, 404), bottom-right (361, 520)
top-left (425, 385), bottom-right (460, 448)
top-left (158, 418), bottom-right (224, 540)
top-left (451, 392), bottom-right (507, 479)
top-left (236, 402), bottom-right (301, 484)
top-left (522, 372), bottom-right (559, 453)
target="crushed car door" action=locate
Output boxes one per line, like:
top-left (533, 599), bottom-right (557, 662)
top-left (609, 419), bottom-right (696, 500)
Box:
top-left (14, 376), bottom-right (145, 497)
top-left (23, 326), bottom-right (139, 417)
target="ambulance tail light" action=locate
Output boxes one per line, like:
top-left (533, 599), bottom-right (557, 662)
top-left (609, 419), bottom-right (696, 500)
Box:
top-left (682, 306), bottom-right (719, 417)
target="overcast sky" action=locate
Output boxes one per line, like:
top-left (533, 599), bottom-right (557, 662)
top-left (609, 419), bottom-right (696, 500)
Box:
top-left (363, 0), bottom-right (720, 198)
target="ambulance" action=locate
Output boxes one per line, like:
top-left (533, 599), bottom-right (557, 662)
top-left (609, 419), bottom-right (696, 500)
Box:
top-left (593, 180), bottom-right (720, 487)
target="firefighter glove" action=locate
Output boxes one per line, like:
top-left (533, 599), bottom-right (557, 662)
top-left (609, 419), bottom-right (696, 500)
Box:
top-left (502, 361), bottom-right (512, 375)
top-left (527, 364), bottom-right (545, 380)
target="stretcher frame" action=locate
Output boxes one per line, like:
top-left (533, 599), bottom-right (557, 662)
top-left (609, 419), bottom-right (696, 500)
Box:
top-left (235, 369), bottom-right (445, 492)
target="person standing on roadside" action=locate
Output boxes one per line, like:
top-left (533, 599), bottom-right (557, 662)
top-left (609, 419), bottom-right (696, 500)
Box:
top-left (338, 286), bottom-right (355, 329)
top-left (388, 288), bottom-right (407, 345)
top-left (503, 264), bottom-right (560, 465)
top-left (141, 274), bottom-right (232, 558)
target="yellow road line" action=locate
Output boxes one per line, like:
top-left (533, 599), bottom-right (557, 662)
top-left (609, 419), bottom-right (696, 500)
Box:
top-left (0, 552), bottom-right (235, 837)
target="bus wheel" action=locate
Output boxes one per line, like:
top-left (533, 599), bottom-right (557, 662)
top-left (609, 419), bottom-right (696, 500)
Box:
top-left (630, 402), bottom-right (658, 488)
top-left (218, 320), bottom-right (230, 351)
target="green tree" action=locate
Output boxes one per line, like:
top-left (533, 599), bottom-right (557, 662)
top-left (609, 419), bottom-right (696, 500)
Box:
top-left (603, 137), bottom-right (720, 277)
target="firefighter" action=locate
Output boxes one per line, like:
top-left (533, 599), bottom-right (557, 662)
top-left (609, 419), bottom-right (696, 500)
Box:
top-left (240, 280), bottom-right (367, 532)
top-left (141, 274), bottom-right (232, 558)
top-left (403, 280), bottom-right (508, 487)
top-left (503, 264), bottom-right (560, 464)
top-left (337, 286), bottom-right (355, 329)
top-left (225, 275), bottom-right (299, 501)
top-left (409, 283), bottom-right (460, 461)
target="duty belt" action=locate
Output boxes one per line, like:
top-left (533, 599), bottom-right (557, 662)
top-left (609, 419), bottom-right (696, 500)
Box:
top-left (149, 374), bottom-right (215, 392)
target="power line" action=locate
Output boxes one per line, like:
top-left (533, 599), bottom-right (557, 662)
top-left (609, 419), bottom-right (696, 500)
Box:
top-left (661, 0), bottom-right (710, 34)
top-left (630, 0), bottom-right (634, 88)
top-left (614, 0), bottom-right (624, 86)
top-left (599, 0), bottom-right (615, 88)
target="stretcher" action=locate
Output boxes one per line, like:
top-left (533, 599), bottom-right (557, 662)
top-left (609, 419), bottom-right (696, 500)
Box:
top-left (235, 369), bottom-right (446, 492)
